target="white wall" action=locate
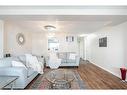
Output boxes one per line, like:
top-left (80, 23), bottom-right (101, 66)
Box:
top-left (4, 21), bottom-right (32, 56)
top-left (123, 24), bottom-right (127, 68)
top-left (4, 21), bottom-right (79, 57)
top-left (0, 20), bottom-right (4, 58)
top-left (31, 32), bottom-right (79, 57)
top-left (86, 22), bottom-right (127, 78)
top-left (56, 33), bottom-right (78, 54)
top-left (32, 32), bottom-right (48, 57)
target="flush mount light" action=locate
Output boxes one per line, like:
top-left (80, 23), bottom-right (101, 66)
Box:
top-left (44, 25), bottom-right (56, 32)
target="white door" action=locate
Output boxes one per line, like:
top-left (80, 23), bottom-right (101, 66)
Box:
top-left (79, 37), bottom-right (85, 59)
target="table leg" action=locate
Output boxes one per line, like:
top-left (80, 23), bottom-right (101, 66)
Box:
top-left (10, 83), bottom-right (13, 90)
top-left (10, 80), bottom-right (16, 90)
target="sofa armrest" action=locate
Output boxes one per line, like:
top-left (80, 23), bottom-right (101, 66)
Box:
top-left (76, 56), bottom-right (80, 66)
top-left (0, 67), bottom-right (27, 79)
top-left (0, 67), bottom-right (29, 88)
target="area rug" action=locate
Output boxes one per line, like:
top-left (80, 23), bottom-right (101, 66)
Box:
top-left (29, 69), bottom-right (87, 89)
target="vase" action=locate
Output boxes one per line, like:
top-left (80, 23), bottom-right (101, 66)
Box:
top-left (120, 68), bottom-right (126, 81)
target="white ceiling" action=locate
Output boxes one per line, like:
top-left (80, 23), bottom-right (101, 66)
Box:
top-left (3, 15), bottom-right (127, 34)
top-left (0, 6), bottom-right (127, 15)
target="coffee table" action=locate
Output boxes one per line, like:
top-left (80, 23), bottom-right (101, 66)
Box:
top-left (0, 76), bottom-right (18, 90)
top-left (46, 69), bottom-right (75, 89)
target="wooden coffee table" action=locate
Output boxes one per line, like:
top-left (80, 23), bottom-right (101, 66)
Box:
top-left (0, 76), bottom-right (18, 90)
top-left (46, 69), bottom-right (75, 89)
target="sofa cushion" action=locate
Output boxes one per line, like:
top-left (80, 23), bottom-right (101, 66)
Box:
top-left (69, 53), bottom-right (76, 60)
top-left (18, 55), bottom-right (26, 65)
top-left (66, 59), bottom-right (76, 63)
top-left (12, 61), bottom-right (27, 69)
top-left (27, 68), bottom-right (35, 77)
top-left (57, 52), bottom-right (67, 59)
top-left (61, 59), bottom-right (67, 63)
top-left (0, 60), bottom-right (11, 67)
top-left (0, 57), bottom-right (19, 67)
top-left (26, 55), bottom-right (39, 68)
top-left (66, 52), bottom-right (76, 59)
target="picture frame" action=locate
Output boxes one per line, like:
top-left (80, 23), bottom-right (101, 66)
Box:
top-left (66, 36), bottom-right (74, 42)
top-left (99, 37), bottom-right (107, 47)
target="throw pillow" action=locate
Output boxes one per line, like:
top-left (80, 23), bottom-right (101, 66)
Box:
top-left (18, 55), bottom-right (26, 65)
top-left (69, 53), bottom-right (76, 60)
top-left (12, 61), bottom-right (27, 69)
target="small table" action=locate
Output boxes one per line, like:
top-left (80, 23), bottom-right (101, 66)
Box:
top-left (0, 76), bottom-right (18, 90)
top-left (46, 69), bottom-right (75, 89)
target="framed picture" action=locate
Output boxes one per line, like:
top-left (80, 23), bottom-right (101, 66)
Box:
top-left (66, 36), bottom-right (74, 42)
top-left (99, 37), bottom-right (107, 47)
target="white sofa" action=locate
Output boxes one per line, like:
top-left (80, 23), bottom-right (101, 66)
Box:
top-left (46, 52), bottom-right (80, 67)
top-left (0, 55), bottom-right (44, 89)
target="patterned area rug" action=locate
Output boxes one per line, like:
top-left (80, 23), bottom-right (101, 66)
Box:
top-left (29, 69), bottom-right (87, 89)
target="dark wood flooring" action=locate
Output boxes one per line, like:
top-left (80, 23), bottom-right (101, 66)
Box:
top-left (77, 60), bottom-right (127, 89)
top-left (26, 60), bottom-right (127, 89)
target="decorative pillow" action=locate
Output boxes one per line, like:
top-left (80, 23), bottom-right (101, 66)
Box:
top-left (25, 54), bottom-right (39, 68)
top-left (69, 53), bottom-right (76, 60)
top-left (58, 53), bottom-right (66, 59)
top-left (18, 55), bottom-right (26, 64)
top-left (25, 54), bottom-right (33, 67)
top-left (12, 61), bottom-right (27, 69)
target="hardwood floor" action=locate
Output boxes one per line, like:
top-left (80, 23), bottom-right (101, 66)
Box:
top-left (77, 60), bottom-right (127, 89)
top-left (26, 60), bottom-right (127, 89)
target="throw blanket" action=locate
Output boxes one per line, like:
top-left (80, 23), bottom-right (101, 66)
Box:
top-left (25, 54), bottom-right (43, 74)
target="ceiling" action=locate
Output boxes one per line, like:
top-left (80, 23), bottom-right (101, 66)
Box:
top-left (2, 15), bottom-right (127, 34)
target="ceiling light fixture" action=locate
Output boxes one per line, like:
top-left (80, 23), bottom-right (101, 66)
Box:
top-left (44, 25), bottom-right (56, 32)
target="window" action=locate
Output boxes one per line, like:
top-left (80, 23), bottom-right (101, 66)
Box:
top-left (48, 37), bottom-right (59, 51)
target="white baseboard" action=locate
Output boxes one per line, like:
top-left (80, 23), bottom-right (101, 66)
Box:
top-left (89, 60), bottom-right (121, 79)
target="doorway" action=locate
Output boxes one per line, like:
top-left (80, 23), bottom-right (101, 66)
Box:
top-left (78, 37), bottom-right (86, 60)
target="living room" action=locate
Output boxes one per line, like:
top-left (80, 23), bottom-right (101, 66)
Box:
top-left (0, 6), bottom-right (127, 90)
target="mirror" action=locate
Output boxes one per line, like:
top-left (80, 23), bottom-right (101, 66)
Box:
top-left (16, 33), bottom-right (25, 45)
